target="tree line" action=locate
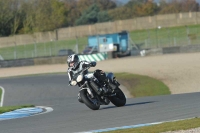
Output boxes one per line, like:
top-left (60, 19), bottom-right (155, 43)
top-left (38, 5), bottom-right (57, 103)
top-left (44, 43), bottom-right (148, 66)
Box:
top-left (0, 0), bottom-right (199, 37)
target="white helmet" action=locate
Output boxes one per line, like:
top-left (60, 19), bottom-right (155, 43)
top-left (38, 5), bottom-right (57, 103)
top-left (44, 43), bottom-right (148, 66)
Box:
top-left (67, 54), bottom-right (79, 69)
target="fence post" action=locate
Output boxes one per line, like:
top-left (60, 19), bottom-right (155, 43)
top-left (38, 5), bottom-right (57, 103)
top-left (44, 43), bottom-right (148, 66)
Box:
top-left (145, 39), bottom-right (148, 48)
top-left (186, 26), bottom-right (191, 45)
top-left (24, 43), bottom-right (27, 58)
top-left (156, 28), bottom-right (158, 48)
top-left (43, 42), bottom-right (47, 56)
top-left (53, 39), bottom-right (57, 56)
top-left (14, 42), bottom-right (17, 59)
top-left (75, 36), bottom-right (79, 54)
top-left (34, 40), bottom-right (37, 57)
top-left (49, 47), bottom-right (52, 56)
top-left (174, 37), bottom-right (177, 46)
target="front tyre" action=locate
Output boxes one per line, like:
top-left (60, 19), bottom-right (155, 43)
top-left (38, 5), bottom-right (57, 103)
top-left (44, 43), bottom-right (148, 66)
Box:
top-left (109, 88), bottom-right (126, 107)
top-left (80, 89), bottom-right (100, 110)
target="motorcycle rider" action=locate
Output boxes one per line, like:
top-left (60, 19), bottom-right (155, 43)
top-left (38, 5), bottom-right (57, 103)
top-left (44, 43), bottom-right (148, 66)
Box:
top-left (67, 54), bottom-right (110, 102)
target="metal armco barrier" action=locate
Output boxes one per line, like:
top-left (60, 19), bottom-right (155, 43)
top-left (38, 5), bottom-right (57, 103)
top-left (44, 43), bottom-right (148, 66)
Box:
top-left (0, 59), bottom-right (34, 68)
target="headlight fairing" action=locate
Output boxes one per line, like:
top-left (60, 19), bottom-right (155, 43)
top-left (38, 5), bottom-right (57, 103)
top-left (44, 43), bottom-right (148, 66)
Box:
top-left (77, 75), bottom-right (83, 82)
top-left (71, 80), bottom-right (77, 86)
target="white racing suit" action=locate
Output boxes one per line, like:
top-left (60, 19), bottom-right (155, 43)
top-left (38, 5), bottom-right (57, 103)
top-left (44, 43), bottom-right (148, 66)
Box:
top-left (67, 61), bottom-right (95, 84)
top-left (67, 60), bottom-right (108, 103)
top-left (67, 61), bottom-right (96, 103)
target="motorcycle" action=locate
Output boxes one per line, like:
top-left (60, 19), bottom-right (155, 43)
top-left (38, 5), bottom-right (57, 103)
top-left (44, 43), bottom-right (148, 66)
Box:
top-left (69, 67), bottom-right (126, 110)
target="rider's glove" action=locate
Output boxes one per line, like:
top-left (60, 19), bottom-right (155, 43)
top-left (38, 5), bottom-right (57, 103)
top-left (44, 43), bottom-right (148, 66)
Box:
top-left (90, 62), bottom-right (96, 67)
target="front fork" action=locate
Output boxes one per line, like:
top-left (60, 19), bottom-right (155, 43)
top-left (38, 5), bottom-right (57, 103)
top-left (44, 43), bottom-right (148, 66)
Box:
top-left (79, 81), bottom-right (95, 98)
top-left (80, 88), bottom-right (95, 99)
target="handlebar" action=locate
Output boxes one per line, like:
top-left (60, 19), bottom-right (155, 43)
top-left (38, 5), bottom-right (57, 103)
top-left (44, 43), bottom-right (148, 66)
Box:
top-left (72, 66), bottom-right (90, 80)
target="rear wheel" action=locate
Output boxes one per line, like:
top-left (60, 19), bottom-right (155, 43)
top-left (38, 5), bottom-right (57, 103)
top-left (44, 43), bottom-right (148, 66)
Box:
top-left (80, 89), bottom-right (100, 110)
top-left (108, 88), bottom-right (126, 107)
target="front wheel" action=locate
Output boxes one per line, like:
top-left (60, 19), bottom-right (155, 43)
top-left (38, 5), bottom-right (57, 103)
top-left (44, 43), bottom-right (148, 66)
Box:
top-left (108, 88), bottom-right (126, 107)
top-left (80, 89), bottom-right (100, 110)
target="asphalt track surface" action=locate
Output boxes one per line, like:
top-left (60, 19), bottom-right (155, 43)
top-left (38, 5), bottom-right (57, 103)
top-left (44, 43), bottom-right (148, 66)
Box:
top-left (0, 74), bottom-right (200, 133)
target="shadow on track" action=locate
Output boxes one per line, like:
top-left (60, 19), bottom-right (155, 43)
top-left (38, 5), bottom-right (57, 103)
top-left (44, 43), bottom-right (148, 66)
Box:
top-left (101, 101), bottom-right (157, 110)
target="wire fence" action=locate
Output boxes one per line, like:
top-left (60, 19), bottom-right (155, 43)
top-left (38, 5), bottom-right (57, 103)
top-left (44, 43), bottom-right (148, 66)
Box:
top-left (0, 25), bottom-right (200, 60)
top-left (0, 37), bottom-right (88, 60)
top-left (130, 25), bottom-right (200, 49)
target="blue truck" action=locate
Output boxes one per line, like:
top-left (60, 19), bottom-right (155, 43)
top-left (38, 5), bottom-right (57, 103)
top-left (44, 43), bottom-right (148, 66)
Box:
top-left (83, 31), bottom-right (134, 57)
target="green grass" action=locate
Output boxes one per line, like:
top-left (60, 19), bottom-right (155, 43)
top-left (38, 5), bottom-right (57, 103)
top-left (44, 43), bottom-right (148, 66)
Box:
top-left (105, 117), bottom-right (200, 133)
top-left (1, 24), bottom-right (200, 60)
top-left (115, 72), bottom-right (171, 97)
top-left (0, 105), bottom-right (34, 114)
top-left (130, 24), bottom-right (200, 49)
top-left (0, 87), bottom-right (2, 101)
top-left (105, 73), bottom-right (199, 133)
top-left (0, 37), bottom-right (88, 60)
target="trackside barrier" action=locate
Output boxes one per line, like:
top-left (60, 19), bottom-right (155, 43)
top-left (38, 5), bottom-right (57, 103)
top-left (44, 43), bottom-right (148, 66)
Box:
top-left (2, 44), bottom-right (200, 68)
top-left (78, 52), bottom-right (108, 62)
top-left (0, 53), bottom-right (108, 68)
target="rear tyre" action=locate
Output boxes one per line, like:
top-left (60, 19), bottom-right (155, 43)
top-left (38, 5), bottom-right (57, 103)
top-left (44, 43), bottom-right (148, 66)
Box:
top-left (80, 89), bottom-right (100, 110)
top-left (109, 88), bottom-right (126, 107)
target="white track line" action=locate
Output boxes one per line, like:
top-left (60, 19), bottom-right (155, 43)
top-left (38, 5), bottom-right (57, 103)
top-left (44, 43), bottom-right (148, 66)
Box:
top-left (0, 86), bottom-right (5, 107)
top-left (81, 117), bottom-right (199, 133)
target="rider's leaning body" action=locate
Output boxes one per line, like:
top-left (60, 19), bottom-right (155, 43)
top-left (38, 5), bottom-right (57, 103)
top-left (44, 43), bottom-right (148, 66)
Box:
top-left (67, 54), bottom-right (96, 86)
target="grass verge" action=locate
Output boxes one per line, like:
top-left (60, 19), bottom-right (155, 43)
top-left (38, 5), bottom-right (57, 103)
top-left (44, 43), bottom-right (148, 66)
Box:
top-left (106, 73), bottom-right (199, 133)
top-left (105, 117), bottom-right (200, 133)
top-left (0, 105), bottom-right (35, 114)
top-left (115, 72), bottom-right (171, 97)
top-left (0, 87), bottom-right (2, 101)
